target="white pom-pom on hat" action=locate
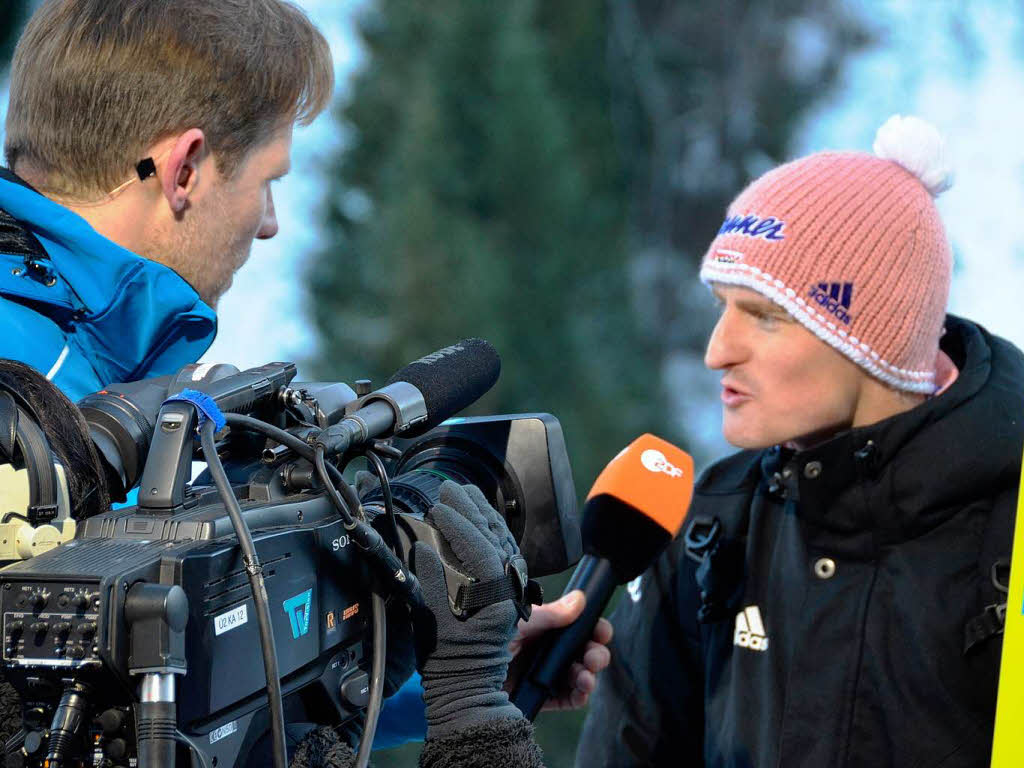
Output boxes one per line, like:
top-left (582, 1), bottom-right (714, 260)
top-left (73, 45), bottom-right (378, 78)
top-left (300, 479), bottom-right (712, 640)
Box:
top-left (872, 114), bottom-right (954, 197)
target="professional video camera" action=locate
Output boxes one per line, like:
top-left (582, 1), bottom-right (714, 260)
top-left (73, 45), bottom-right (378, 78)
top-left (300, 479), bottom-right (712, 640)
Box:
top-left (0, 339), bottom-right (581, 768)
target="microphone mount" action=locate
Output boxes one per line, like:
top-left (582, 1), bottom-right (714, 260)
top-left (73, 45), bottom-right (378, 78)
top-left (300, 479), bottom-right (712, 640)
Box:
top-left (315, 382), bottom-right (427, 456)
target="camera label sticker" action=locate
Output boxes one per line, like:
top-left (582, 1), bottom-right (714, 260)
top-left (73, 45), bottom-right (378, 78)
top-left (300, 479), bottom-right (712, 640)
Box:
top-left (213, 604), bottom-right (248, 636)
top-left (283, 588), bottom-right (314, 639)
top-left (210, 720), bottom-right (238, 744)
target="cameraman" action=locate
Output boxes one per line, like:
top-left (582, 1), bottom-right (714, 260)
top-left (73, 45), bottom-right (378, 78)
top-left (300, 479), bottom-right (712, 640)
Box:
top-left (0, 0), bottom-right (609, 751)
top-left (0, 360), bottom-right (547, 766)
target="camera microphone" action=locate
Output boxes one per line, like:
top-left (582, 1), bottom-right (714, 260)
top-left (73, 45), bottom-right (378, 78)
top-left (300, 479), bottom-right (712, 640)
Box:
top-left (511, 434), bottom-right (693, 720)
top-left (316, 338), bottom-right (500, 455)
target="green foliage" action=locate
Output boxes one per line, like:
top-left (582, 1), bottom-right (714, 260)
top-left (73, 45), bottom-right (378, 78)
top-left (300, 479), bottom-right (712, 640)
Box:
top-left (309, 0), bottom-right (659, 499)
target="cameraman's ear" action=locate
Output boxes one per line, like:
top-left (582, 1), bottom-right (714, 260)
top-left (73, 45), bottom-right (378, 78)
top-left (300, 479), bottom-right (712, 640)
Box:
top-left (161, 128), bottom-right (206, 214)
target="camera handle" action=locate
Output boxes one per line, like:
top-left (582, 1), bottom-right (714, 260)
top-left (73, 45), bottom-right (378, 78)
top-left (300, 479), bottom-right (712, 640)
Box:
top-left (136, 402), bottom-right (199, 513)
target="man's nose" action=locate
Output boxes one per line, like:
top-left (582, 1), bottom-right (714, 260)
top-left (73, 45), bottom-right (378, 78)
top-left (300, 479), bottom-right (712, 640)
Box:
top-left (704, 310), bottom-right (745, 370)
top-left (257, 187), bottom-right (279, 239)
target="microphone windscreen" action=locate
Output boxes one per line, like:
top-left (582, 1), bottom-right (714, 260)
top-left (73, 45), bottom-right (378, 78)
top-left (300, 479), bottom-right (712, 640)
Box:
top-left (581, 434), bottom-right (694, 581)
top-left (386, 338), bottom-right (500, 435)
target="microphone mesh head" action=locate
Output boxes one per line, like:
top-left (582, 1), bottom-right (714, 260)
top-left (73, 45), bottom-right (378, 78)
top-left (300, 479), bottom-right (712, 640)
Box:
top-left (386, 338), bottom-right (500, 435)
top-left (586, 434), bottom-right (693, 534)
top-left (581, 434), bottom-right (694, 580)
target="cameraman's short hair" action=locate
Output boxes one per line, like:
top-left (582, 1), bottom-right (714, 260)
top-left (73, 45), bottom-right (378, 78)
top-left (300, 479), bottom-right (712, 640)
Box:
top-left (4, 0), bottom-right (333, 198)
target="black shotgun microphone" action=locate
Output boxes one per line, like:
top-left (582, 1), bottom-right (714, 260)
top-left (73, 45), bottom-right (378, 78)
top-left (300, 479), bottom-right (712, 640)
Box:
top-left (316, 338), bottom-right (500, 455)
top-left (511, 434), bottom-right (694, 720)
top-left (385, 337), bottom-right (501, 436)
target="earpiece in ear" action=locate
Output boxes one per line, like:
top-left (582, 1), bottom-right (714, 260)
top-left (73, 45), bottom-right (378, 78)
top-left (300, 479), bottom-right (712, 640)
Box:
top-left (135, 157), bottom-right (156, 181)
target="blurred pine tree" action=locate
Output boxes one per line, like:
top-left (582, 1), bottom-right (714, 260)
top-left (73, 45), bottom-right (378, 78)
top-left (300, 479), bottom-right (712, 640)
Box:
top-left (308, 0), bottom-right (658, 500)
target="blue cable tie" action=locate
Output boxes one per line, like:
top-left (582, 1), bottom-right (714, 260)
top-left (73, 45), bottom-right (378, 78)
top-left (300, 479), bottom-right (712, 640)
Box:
top-left (163, 388), bottom-right (227, 433)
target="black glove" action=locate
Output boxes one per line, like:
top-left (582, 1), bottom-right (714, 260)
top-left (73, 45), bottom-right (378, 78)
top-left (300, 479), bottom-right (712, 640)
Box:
top-left (410, 481), bottom-right (523, 738)
top-left (353, 470), bottom-right (416, 698)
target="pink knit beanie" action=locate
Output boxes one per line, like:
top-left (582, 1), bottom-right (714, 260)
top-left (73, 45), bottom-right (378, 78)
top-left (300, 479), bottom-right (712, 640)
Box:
top-left (699, 115), bottom-right (954, 394)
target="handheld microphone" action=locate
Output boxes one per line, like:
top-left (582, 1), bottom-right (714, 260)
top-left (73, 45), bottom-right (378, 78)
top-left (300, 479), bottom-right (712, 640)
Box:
top-left (510, 434), bottom-right (693, 720)
top-left (316, 338), bottom-right (500, 455)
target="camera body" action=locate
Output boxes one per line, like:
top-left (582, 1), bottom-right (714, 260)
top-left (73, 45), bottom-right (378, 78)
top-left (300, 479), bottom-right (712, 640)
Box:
top-left (1, 489), bottom-right (366, 766)
top-left (0, 356), bottom-right (580, 768)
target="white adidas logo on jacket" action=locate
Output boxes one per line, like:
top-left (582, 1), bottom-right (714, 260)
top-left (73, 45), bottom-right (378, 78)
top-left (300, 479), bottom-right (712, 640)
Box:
top-left (734, 605), bottom-right (769, 652)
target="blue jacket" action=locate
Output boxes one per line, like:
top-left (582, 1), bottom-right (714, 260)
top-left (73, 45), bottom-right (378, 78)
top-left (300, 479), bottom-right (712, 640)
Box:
top-left (0, 175), bottom-right (217, 400)
top-left (0, 173), bottom-right (426, 748)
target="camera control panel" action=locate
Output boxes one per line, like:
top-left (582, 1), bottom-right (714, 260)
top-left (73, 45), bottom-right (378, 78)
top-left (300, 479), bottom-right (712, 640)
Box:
top-left (2, 582), bottom-right (101, 668)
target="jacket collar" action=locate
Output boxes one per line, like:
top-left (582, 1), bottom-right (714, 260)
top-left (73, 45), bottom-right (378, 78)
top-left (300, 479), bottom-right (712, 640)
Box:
top-left (761, 316), bottom-right (1024, 541)
top-left (0, 174), bottom-right (217, 384)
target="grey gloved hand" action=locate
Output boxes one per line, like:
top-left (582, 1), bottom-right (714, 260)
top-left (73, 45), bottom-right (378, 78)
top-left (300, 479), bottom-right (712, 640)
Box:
top-left (411, 480), bottom-right (523, 738)
top-left (353, 469), bottom-right (416, 698)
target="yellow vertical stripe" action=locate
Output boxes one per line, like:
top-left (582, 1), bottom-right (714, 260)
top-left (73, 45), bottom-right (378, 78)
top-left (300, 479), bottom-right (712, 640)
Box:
top-left (991, 453), bottom-right (1024, 766)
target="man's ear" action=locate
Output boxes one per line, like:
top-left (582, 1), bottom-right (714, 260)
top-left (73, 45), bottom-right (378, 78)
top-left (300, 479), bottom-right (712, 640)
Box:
top-left (160, 128), bottom-right (206, 213)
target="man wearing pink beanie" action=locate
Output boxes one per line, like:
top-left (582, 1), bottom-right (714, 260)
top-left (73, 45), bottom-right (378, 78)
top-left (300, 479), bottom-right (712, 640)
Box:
top-left (578, 116), bottom-right (1024, 767)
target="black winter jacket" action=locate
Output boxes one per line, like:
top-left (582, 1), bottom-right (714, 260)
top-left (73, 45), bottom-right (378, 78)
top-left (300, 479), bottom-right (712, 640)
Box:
top-left (577, 316), bottom-right (1024, 767)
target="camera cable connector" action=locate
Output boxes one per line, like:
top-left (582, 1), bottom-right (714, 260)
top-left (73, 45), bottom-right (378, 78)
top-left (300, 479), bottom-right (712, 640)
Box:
top-left (346, 518), bottom-right (425, 611)
top-left (44, 680), bottom-right (91, 768)
top-left (313, 444), bottom-right (424, 610)
top-left (125, 581), bottom-right (189, 768)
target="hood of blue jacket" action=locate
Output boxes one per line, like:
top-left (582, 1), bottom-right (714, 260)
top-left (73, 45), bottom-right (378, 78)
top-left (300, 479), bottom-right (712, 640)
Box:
top-left (0, 176), bottom-right (217, 389)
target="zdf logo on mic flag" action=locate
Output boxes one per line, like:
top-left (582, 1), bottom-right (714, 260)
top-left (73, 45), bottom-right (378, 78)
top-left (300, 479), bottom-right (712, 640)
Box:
top-left (587, 434), bottom-right (693, 536)
top-left (641, 448), bottom-right (685, 478)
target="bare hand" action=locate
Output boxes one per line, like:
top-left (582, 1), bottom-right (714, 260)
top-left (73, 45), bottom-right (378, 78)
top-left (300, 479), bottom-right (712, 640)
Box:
top-left (504, 590), bottom-right (613, 711)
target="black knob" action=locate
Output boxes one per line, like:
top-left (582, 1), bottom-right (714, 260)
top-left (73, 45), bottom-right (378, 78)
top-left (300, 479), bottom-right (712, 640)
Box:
top-left (68, 645), bottom-right (85, 659)
top-left (27, 591), bottom-right (46, 610)
top-left (29, 622), bottom-right (47, 636)
top-left (104, 737), bottom-right (128, 760)
top-left (96, 708), bottom-right (126, 736)
top-left (7, 620), bottom-right (24, 637)
top-left (72, 594), bottom-right (91, 611)
top-left (52, 622), bottom-right (72, 639)
top-left (79, 621), bottom-right (97, 639)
